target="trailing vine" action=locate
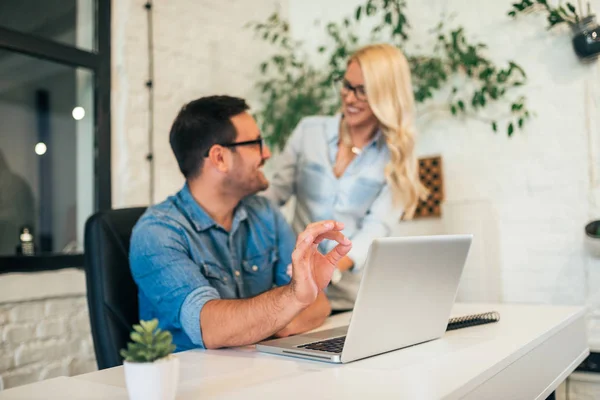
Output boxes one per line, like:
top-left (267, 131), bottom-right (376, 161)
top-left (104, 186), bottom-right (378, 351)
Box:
top-left (249, 0), bottom-right (530, 150)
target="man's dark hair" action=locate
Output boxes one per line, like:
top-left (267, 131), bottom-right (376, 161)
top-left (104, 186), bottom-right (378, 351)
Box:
top-left (169, 95), bottom-right (249, 179)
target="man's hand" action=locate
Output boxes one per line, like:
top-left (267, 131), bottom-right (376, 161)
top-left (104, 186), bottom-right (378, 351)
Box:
top-left (290, 220), bottom-right (352, 307)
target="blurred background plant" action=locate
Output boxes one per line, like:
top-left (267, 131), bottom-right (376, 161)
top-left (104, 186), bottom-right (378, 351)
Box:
top-left (508, 0), bottom-right (588, 28)
top-left (248, 0), bottom-right (531, 151)
top-left (508, 0), bottom-right (600, 60)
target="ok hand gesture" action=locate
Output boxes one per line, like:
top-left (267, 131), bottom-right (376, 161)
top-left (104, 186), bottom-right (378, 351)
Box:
top-left (290, 220), bottom-right (352, 306)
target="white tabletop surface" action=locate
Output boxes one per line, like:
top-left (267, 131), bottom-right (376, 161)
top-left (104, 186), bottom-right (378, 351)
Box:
top-left (0, 303), bottom-right (588, 400)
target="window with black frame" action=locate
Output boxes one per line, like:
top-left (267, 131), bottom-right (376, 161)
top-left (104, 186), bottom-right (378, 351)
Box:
top-left (0, 0), bottom-right (110, 271)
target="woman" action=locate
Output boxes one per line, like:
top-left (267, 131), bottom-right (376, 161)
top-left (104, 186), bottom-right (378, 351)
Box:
top-left (264, 43), bottom-right (427, 311)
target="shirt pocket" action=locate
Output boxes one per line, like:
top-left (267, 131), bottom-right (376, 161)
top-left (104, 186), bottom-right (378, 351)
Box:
top-left (201, 261), bottom-right (230, 289)
top-left (347, 177), bottom-right (385, 213)
top-left (297, 161), bottom-right (330, 202)
top-left (242, 247), bottom-right (278, 297)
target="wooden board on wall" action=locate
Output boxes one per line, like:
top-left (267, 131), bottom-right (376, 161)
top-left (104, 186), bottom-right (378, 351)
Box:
top-left (414, 155), bottom-right (444, 219)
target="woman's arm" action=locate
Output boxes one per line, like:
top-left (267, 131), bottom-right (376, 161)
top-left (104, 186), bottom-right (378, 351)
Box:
top-left (262, 120), bottom-right (305, 206)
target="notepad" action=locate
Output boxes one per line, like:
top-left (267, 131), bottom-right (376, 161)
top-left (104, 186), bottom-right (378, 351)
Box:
top-left (446, 311), bottom-right (500, 331)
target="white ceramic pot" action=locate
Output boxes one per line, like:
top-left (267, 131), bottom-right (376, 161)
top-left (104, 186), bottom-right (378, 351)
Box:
top-left (124, 355), bottom-right (179, 400)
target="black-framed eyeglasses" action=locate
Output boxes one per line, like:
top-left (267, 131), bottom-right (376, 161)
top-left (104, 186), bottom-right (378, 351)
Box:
top-left (204, 137), bottom-right (264, 157)
top-left (339, 78), bottom-right (367, 102)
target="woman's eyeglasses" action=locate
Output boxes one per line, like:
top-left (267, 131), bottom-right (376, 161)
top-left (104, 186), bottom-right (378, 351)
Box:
top-left (339, 78), bottom-right (367, 102)
top-left (204, 137), bottom-right (264, 157)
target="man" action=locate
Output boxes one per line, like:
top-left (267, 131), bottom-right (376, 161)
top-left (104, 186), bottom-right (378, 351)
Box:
top-left (129, 95), bottom-right (352, 350)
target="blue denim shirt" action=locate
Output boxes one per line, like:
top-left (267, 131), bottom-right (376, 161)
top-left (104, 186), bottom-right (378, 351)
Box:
top-left (129, 184), bottom-right (295, 350)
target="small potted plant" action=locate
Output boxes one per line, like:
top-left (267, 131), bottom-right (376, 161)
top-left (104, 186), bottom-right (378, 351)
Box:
top-left (585, 220), bottom-right (600, 258)
top-left (121, 319), bottom-right (179, 400)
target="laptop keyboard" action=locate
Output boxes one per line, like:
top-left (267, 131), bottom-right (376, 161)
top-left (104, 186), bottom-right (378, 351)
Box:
top-left (297, 336), bottom-right (346, 353)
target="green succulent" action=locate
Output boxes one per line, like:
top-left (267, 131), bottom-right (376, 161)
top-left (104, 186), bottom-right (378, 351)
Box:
top-left (120, 319), bottom-right (176, 363)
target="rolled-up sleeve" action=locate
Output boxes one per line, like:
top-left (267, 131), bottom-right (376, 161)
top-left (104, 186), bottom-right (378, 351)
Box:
top-left (322, 184), bottom-right (403, 272)
top-left (129, 218), bottom-right (220, 348)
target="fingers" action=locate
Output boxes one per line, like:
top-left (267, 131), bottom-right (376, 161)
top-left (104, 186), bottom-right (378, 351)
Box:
top-left (313, 231), bottom-right (350, 245)
top-left (299, 220), bottom-right (345, 243)
top-left (326, 242), bottom-right (353, 266)
top-left (293, 220), bottom-right (345, 260)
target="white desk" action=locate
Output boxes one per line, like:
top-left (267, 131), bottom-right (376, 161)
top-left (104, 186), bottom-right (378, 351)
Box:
top-left (0, 303), bottom-right (589, 400)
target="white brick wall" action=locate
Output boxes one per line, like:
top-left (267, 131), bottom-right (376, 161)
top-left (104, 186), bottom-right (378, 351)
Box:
top-left (112, 0), bottom-right (287, 207)
top-left (0, 296), bottom-right (96, 390)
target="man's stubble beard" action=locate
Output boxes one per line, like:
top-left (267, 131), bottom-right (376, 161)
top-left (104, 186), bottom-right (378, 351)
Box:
top-left (224, 169), bottom-right (269, 199)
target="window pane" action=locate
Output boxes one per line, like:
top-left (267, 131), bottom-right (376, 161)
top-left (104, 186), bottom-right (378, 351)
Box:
top-left (0, 49), bottom-right (94, 256)
top-left (0, 0), bottom-right (96, 52)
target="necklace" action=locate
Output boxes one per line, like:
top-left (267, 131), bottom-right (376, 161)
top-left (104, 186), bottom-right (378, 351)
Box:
top-left (351, 146), bottom-right (362, 156)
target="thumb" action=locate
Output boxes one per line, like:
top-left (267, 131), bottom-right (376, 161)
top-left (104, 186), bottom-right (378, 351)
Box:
top-left (325, 243), bottom-right (352, 266)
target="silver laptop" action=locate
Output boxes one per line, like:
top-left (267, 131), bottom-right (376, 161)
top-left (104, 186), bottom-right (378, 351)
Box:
top-left (256, 234), bottom-right (472, 364)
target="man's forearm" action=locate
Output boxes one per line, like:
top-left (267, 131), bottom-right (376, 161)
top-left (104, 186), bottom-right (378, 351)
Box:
top-left (200, 284), bottom-right (305, 349)
top-left (275, 291), bottom-right (331, 338)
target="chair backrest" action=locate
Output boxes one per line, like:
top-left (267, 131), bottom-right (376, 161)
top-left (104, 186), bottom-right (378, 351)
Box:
top-left (84, 207), bottom-right (146, 369)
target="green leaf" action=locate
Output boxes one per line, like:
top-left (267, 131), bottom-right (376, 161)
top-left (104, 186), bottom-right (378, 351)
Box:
top-left (566, 3), bottom-right (576, 14)
top-left (492, 121), bottom-right (498, 132)
top-left (318, 46), bottom-right (326, 53)
top-left (141, 319), bottom-right (159, 334)
top-left (518, 117), bottom-right (524, 128)
top-left (385, 12), bottom-right (393, 25)
top-left (508, 123), bottom-right (514, 137)
top-left (155, 331), bottom-right (171, 343)
top-left (355, 6), bottom-right (362, 21)
top-left (457, 100), bottom-right (465, 111)
top-left (509, 61), bottom-right (527, 78)
top-left (130, 332), bottom-right (143, 343)
top-left (450, 105), bottom-right (457, 115)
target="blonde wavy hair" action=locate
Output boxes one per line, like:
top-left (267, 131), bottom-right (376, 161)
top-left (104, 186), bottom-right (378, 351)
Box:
top-left (342, 43), bottom-right (428, 220)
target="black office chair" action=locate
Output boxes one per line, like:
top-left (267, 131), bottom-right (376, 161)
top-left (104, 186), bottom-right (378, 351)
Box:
top-left (84, 207), bottom-right (146, 369)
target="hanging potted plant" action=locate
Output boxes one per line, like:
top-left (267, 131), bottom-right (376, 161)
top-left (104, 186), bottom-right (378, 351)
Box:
top-left (509, 0), bottom-right (600, 60)
top-left (585, 220), bottom-right (600, 257)
top-left (121, 319), bottom-right (179, 400)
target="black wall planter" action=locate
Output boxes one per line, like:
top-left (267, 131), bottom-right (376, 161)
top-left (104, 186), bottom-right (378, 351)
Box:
top-left (586, 220), bottom-right (600, 238)
top-left (585, 220), bottom-right (600, 258)
top-left (571, 15), bottom-right (600, 60)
